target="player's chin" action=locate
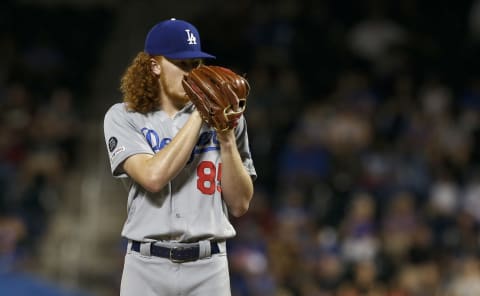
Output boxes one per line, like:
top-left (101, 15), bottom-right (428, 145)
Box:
top-left (180, 91), bottom-right (189, 102)
top-left (173, 92), bottom-right (190, 105)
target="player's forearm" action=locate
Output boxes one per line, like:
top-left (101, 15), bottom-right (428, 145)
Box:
top-left (124, 111), bottom-right (203, 192)
top-left (217, 132), bottom-right (254, 217)
top-left (146, 112), bottom-right (203, 189)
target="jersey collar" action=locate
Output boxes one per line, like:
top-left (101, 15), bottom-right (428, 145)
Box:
top-left (180, 102), bottom-right (195, 113)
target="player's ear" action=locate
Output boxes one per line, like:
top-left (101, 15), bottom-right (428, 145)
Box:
top-left (150, 58), bottom-right (161, 75)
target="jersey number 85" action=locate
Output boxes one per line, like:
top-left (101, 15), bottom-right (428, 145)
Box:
top-left (196, 161), bottom-right (222, 195)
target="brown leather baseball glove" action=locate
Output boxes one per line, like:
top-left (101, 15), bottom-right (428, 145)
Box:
top-left (182, 65), bottom-right (250, 132)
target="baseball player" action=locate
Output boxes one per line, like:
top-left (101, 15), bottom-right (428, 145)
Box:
top-left (103, 18), bottom-right (256, 296)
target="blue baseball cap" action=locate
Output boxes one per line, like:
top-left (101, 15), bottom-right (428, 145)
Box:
top-left (144, 18), bottom-right (215, 59)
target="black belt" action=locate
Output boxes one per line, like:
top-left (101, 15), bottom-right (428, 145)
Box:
top-left (131, 240), bottom-right (220, 263)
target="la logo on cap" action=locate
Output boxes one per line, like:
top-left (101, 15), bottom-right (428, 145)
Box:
top-left (185, 29), bottom-right (197, 45)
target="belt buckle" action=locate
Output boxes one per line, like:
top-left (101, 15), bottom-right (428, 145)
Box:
top-left (169, 246), bottom-right (188, 263)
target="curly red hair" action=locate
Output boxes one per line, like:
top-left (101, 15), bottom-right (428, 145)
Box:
top-left (120, 52), bottom-right (160, 113)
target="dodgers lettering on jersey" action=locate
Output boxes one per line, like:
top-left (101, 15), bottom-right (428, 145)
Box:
top-left (103, 103), bottom-right (256, 243)
top-left (142, 128), bottom-right (220, 164)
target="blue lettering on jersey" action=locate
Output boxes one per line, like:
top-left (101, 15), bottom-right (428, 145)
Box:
top-left (141, 128), bottom-right (219, 162)
top-left (141, 128), bottom-right (171, 153)
top-left (187, 131), bottom-right (220, 163)
top-left (194, 131), bottom-right (219, 153)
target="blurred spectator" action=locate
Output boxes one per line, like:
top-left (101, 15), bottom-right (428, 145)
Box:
top-left (462, 172), bottom-right (480, 222)
top-left (347, 1), bottom-right (408, 75)
top-left (340, 192), bottom-right (378, 264)
top-left (380, 191), bottom-right (419, 267)
top-left (447, 256), bottom-right (480, 296)
top-left (0, 215), bottom-right (26, 273)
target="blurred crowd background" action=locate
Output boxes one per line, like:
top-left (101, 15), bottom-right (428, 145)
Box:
top-left (2, 0), bottom-right (480, 295)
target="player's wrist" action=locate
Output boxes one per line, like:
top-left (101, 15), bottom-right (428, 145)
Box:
top-left (216, 129), bottom-right (235, 145)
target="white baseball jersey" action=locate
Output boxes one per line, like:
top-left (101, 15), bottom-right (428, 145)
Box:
top-left (103, 102), bottom-right (256, 243)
